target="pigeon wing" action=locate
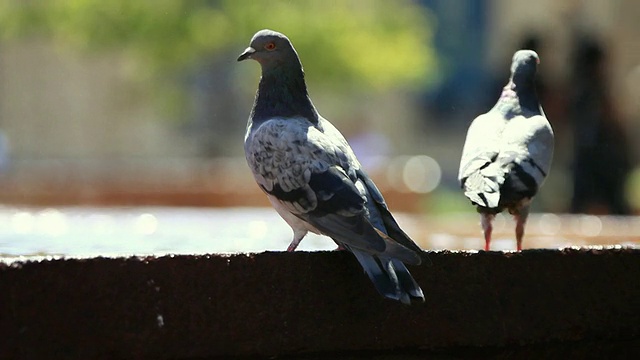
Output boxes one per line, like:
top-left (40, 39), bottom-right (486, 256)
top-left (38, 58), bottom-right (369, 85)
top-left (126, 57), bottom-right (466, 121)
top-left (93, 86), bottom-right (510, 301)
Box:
top-left (498, 113), bottom-right (554, 197)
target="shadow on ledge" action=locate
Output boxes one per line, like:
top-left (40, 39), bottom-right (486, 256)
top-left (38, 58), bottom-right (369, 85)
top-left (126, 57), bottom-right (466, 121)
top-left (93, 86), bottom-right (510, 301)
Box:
top-left (1, 248), bottom-right (639, 359)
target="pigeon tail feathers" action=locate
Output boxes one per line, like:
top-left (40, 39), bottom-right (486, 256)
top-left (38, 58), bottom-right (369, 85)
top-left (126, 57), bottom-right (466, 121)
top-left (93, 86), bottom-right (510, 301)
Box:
top-left (464, 190), bottom-right (500, 209)
top-left (349, 248), bottom-right (423, 305)
top-left (349, 247), bottom-right (402, 301)
top-left (461, 167), bottom-right (504, 209)
top-left (390, 258), bottom-right (424, 300)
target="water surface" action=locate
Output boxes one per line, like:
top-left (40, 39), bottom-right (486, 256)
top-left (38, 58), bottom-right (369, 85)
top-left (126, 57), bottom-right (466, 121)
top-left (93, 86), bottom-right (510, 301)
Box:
top-left (0, 206), bottom-right (637, 260)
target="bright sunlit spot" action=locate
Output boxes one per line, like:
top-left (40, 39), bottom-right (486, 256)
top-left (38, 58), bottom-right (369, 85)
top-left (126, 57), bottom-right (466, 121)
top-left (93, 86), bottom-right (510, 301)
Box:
top-left (247, 220), bottom-right (268, 240)
top-left (11, 211), bottom-right (34, 235)
top-left (135, 213), bottom-right (159, 236)
top-left (36, 208), bottom-right (68, 236)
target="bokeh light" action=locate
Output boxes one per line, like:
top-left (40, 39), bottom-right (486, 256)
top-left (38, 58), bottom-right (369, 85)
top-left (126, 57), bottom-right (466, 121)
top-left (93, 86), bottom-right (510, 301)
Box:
top-left (403, 155), bottom-right (442, 194)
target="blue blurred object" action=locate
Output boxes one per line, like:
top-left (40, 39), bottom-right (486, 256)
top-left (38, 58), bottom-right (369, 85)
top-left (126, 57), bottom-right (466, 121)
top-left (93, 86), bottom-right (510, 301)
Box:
top-left (419, 0), bottom-right (492, 128)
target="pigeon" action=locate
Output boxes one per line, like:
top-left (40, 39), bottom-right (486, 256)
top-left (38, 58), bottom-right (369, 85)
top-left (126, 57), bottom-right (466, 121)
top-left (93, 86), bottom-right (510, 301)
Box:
top-left (458, 50), bottom-right (554, 251)
top-left (238, 29), bottom-right (425, 304)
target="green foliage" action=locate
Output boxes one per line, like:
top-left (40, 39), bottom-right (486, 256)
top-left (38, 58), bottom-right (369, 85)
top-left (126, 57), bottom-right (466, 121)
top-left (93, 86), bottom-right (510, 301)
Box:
top-left (424, 188), bottom-right (471, 214)
top-left (0, 0), bottom-right (438, 91)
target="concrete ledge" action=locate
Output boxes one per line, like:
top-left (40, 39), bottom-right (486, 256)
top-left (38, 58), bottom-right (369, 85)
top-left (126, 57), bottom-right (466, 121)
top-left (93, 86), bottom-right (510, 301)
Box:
top-left (1, 248), bottom-right (639, 358)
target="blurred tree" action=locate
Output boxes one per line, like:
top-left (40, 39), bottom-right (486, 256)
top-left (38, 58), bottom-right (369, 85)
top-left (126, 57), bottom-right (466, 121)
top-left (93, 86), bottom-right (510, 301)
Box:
top-left (0, 0), bottom-right (438, 91)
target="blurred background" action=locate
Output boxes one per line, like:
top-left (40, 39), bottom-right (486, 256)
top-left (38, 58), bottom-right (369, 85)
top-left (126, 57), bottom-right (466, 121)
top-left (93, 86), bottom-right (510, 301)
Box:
top-left (0, 0), bottom-right (638, 257)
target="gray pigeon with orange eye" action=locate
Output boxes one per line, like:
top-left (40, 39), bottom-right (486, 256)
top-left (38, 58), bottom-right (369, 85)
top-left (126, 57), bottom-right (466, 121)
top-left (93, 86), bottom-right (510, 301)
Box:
top-left (458, 50), bottom-right (554, 251)
top-left (238, 29), bottom-right (426, 304)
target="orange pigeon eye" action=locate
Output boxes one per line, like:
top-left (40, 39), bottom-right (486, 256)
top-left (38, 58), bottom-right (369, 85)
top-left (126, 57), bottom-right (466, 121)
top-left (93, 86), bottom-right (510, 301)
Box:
top-left (265, 42), bottom-right (276, 51)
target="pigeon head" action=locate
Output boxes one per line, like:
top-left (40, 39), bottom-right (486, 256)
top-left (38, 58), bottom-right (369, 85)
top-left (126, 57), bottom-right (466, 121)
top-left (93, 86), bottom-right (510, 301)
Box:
top-left (510, 50), bottom-right (539, 84)
top-left (237, 29), bottom-right (301, 70)
top-left (238, 30), bottom-right (318, 123)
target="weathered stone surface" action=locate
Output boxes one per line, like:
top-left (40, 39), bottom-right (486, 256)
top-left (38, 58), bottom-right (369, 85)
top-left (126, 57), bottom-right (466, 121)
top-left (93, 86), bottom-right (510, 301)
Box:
top-left (1, 248), bottom-right (639, 358)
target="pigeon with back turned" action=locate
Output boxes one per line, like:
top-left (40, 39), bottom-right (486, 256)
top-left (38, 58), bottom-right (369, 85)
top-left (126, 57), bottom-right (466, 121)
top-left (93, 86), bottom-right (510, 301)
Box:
top-left (458, 50), bottom-right (554, 251)
top-left (238, 29), bottom-right (425, 304)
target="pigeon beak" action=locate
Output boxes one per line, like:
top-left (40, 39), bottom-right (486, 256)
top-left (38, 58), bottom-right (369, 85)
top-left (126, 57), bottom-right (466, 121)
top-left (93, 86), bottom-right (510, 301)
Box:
top-left (237, 47), bottom-right (256, 62)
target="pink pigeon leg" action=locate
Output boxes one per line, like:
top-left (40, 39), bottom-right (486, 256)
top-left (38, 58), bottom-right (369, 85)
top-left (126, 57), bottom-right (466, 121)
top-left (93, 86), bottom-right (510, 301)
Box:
top-left (514, 207), bottom-right (530, 251)
top-left (481, 213), bottom-right (495, 251)
top-left (287, 230), bottom-right (306, 252)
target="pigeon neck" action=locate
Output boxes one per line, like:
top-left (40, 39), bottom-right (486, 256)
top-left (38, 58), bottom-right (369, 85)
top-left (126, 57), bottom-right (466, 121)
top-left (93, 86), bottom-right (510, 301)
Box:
top-left (251, 64), bottom-right (319, 124)
top-left (493, 78), bottom-right (540, 117)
